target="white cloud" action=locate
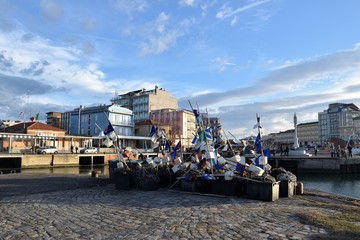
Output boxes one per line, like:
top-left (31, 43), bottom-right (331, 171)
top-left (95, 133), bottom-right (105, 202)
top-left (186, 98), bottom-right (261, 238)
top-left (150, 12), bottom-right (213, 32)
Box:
top-left (40, 0), bottom-right (64, 22)
top-left (179, 0), bottom-right (195, 7)
top-left (139, 12), bottom-right (185, 56)
top-left (112, 0), bottom-right (147, 17)
top-left (212, 56), bottom-right (237, 72)
top-left (216, 0), bottom-right (270, 20)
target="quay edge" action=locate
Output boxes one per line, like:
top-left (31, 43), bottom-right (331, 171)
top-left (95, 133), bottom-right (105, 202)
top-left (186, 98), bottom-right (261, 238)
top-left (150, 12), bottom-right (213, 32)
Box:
top-left (269, 156), bottom-right (360, 174)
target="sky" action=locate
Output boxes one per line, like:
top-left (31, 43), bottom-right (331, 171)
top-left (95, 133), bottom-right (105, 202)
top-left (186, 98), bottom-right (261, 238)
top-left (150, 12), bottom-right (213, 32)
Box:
top-left (1, 0), bottom-right (360, 139)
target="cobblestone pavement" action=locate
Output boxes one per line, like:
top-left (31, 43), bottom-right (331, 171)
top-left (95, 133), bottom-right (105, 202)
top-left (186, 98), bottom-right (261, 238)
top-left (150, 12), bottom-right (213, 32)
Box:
top-left (0, 173), bottom-right (357, 240)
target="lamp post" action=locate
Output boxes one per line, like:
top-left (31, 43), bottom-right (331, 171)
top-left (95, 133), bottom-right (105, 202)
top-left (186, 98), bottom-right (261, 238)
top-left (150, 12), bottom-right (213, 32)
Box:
top-left (78, 105), bottom-right (84, 135)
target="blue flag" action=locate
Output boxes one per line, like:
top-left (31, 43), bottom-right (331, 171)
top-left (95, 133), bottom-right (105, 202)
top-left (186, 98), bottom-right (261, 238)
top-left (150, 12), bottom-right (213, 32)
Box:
top-left (149, 125), bottom-right (158, 143)
top-left (191, 134), bottom-right (198, 144)
top-left (255, 133), bottom-right (262, 151)
top-left (264, 147), bottom-right (271, 158)
top-left (104, 122), bottom-right (117, 140)
top-left (165, 140), bottom-right (171, 151)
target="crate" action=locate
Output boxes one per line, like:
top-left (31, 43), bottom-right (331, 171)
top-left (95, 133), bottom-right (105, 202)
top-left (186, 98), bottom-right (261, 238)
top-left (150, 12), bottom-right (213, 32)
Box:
top-left (158, 172), bottom-right (176, 188)
top-left (108, 160), bottom-right (119, 179)
top-left (114, 173), bottom-right (134, 190)
top-left (211, 179), bottom-right (245, 196)
top-left (180, 178), bottom-right (211, 193)
top-left (246, 181), bottom-right (280, 202)
top-left (280, 180), bottom-right (295, 198)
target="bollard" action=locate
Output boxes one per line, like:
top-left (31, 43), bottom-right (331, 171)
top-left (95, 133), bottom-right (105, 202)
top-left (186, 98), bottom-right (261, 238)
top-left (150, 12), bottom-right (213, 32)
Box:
top-left (296, 182), bottom-right (304, 195)
top-left (91, 170), bottom-right (98, 178)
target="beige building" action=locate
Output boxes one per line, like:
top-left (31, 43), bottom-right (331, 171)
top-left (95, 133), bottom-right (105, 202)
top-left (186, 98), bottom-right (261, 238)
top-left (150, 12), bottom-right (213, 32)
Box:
top-left (297, 121), bottom-right (320, 146)
top-left (150, 108), bottom-right (196, 149)
top-left (111, 86), bottom-right (178, 123)
top-left (274, 129), bottom-right (295, 145)
top-left (46, 112), bottom-right (62, 128)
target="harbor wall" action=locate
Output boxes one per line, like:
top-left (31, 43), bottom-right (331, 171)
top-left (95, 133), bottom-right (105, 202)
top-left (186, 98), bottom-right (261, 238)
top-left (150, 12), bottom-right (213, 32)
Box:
top-left (270, 157), bottom-right (360, 174)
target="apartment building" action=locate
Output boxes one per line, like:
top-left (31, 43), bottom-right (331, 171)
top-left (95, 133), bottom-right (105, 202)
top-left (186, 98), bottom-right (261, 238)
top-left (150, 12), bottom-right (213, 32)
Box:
top-left (297, 121), bottom-right (320, 146)
top-left (46, 112), bottom-right (62, 128)
top-left (150, 108), bottom-right (196, 148)
top-left (111, 86), bottom-right (178, 123)
top-left (318, 103), bottom-right (360, 142)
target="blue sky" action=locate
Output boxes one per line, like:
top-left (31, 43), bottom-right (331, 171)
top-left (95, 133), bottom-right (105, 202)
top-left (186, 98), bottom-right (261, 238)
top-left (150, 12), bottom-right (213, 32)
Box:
top-left (1, 0), bottom-right (360, 138)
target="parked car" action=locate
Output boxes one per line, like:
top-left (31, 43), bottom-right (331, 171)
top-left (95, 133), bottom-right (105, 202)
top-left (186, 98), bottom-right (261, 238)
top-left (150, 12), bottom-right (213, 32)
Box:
top-left (80, 147), bottom-right (98, 154)
top-left (36, 146), bottom-right (58, 154)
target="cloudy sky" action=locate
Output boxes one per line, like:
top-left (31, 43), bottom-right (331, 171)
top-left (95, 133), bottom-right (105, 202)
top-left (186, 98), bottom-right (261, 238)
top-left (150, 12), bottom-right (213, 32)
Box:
top-left (1, 0), bottom-right (360, 138)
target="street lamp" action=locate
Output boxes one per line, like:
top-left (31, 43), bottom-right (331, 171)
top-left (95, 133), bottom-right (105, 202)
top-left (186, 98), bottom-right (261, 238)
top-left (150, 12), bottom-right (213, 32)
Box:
top-left (78, 105), bottom-right (84, 135)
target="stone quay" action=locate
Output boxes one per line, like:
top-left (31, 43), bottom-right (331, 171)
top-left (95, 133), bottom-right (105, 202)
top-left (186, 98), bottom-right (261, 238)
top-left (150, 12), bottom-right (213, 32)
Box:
top-left (0, 173), bottom-right (359, 240)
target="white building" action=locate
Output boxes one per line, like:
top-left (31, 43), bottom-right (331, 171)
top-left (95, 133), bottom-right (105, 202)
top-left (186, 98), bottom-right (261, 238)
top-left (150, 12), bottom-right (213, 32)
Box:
top-left (318, 103), bottom-right (360, 142)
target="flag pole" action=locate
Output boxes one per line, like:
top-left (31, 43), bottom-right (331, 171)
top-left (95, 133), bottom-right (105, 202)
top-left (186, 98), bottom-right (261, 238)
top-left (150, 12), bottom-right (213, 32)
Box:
top-left (102, 111), bottom-right (129, 169)
top-left (256, 113), bottom-right (265, 158)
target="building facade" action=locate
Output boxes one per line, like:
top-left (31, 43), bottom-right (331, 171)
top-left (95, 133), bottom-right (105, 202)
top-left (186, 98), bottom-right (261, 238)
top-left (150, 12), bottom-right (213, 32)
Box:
top-left (318, 103), bottom-right (360, 142)
top-left (46, 112), bottom-right (62, 128)
top-left (297, 121), bottom-right (320, 147)
top-left (111, 86), bottom-right (178, 122)
top-left (273, 129), bottom-right (295, 146)
top-left (62, 104), bottom-right (134, 137)
top-left (149, 108), bottom-right (196, 148)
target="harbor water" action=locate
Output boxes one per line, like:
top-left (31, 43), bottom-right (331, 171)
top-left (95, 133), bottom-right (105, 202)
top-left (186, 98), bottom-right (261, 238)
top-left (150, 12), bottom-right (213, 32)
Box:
top-left (297, 173), bottom-right (360, 199)
top-left (1, 166), bottom-right (359, 199)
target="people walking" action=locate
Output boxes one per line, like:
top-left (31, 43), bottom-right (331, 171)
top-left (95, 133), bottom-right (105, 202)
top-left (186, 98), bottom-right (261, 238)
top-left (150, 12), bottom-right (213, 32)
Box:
top-left (71, 145), bottom-right (74, 153)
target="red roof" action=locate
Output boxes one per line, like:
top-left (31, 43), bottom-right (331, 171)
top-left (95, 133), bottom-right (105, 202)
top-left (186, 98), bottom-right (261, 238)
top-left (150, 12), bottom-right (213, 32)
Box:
top-left (5, 122), bottom-right (66, 133)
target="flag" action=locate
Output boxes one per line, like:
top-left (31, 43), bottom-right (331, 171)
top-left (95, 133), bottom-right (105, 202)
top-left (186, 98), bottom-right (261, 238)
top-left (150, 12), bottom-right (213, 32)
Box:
top-left (205, 127), bottom-right (213, 141)
top-left (98, 131), bottom-right (105, 138)
top-left (255, 133), bottom-right (262, 151)
top-left (104, 122), bottom-right (117, 140)
top-left (193, 109), bottom-right (202, 124)
top-left (264, 147), bottom-right (272, 158)
top-left (18, 112), bottom-right (23, 118)
top-left (170, 141), bottom-right (181, 161)
top-left (35, 113), bottom-right (39, 120)
top-left (165, 140), bottom-right (171, 151)
top-left (174, 141), bottom-right (181, 151)
top-left (222, 144), bottom-right (229, 151)
top-left (149, 125), bottom-right (158, 143)
top-left (191, 134), bottom-right (198, 144)
top-left (198, 130), bottom-right (206, 141)
top-left (30, 116), bottom-right (35, 122)
top-left (103, 136), bottom-right (113, 147)
top-left (202, 174), bottom-right (215, 180)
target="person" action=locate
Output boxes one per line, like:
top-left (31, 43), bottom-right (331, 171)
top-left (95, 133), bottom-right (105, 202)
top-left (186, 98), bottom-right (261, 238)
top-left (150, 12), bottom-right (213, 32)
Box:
top-left (314, 145), bottom-right (318, 156)
top-left (347, 145), bottom-right (353, 157)
top-left (75, 146), bottom-right (78, 153)
top-left (280, 146), bottom-right (283, 156)
top-left (285, 146), bottom-right (289, 156)
top-left (71, 145), bottom-right (74, 153)
top-left (337, 145), bottom-right (341, 158)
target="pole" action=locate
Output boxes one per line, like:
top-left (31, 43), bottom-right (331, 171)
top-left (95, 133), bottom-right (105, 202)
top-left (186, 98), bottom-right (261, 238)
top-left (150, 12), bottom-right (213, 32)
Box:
top-left (78, 105), bottom-right (83, 135)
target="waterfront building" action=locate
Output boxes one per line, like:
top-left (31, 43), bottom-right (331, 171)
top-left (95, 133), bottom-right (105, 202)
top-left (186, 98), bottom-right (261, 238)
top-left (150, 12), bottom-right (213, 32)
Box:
top-left (61, 104), bottom-right (150, 148)
top-left (150, 108), bottom-right (196, 149)
top-left (111, 86), bottom-right (178, 123)
top-left (61, 104), bottom-right (134, 137)
top-left (46, 112), bottom-right (62, 128)
top-left (297, 121), bottom-right (320, 147)
top-left (318, 103), bottom-right (360, 142)
top-left (0, 121), bottom-right (67, 153)
top-left (273, 129), bottom-right (295, 146)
